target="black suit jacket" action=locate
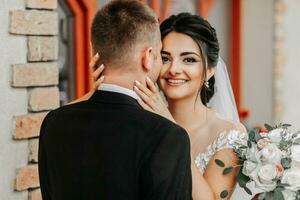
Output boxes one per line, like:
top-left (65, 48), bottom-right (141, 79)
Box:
top-left (38, 90), bottom-right (192, 200)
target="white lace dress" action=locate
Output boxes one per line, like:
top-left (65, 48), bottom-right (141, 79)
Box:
top-left (194, 129), bottom-right (258, 200)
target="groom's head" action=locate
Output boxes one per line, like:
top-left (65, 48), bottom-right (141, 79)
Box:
top-left (91, 0), bottom-right (162, 82)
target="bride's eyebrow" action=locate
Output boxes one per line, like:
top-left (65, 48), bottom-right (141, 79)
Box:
top-left (161, 50), bottom-right (171, 55)
top-left (180, 52), bottom-right (201, 57)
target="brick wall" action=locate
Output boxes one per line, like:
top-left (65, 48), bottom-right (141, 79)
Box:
top-left (9, 0), bottom-right (59, 199)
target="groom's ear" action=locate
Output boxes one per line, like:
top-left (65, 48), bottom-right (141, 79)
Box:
top-left (141, 47), bottom-right (153, 71)
top-left (206, 66), bottom-right (215, 80)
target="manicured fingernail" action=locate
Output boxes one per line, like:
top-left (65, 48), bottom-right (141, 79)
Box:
top-left (135, 80), bottom-right (141, 85)
top-left (134, 86), bottom-right (139, 91)
top-left (146, 77), bottom-right (151, 82)
top-left (100, 76), bottom-right (105, 81)
top-left (95, 53), bottom-right (99, 58)
top-left (99, 64), bottom-right (104, 69)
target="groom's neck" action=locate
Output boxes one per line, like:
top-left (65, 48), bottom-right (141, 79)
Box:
top-left (101, 74), bottom-right (145, 91)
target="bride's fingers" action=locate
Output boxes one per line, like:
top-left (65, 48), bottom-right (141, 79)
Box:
top-left (93, 76), bottom-right (105, 90)
top-left (146, 77), bottom-right (159, 93)
top-left (92, 64), bottom-right (104, 81)
top-left (134, 80), bottom-right (153, 98)
top-left (137, 98), bottom-right (153, 112)
top-left (89, 53), bottom-right (100, 72)
top-left (134, 86), bottom-right (155, 109)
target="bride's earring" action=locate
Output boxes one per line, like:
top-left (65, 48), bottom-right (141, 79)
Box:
top-left (204, 80), bottom-right (209, 89)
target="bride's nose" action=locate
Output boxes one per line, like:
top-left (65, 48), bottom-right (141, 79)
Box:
top-left (168, 60), bottom-right (183, 76)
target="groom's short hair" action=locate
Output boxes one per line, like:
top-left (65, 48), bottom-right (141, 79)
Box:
top-left (91, 0), bottom-right (160, 67)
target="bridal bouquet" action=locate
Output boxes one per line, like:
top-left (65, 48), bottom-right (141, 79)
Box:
top-left (216, 124), bottom-right (300, 200)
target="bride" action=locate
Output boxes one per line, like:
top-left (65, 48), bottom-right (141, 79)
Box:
top-left (76, 13), bottom-right (252, 200)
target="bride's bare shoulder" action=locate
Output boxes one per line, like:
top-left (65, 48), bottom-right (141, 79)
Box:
top-left (210, 111), bottom-right (247, 135)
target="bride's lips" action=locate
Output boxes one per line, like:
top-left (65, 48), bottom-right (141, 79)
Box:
top-left (164, 78), bottom-right (188, 86)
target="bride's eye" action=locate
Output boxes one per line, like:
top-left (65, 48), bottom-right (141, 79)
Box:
top-left (161, 56), bottom-right (170, 64)
top-left (183, 57), bottom-right (197, 64)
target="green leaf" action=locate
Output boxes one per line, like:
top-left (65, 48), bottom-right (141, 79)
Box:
top-left (296, 192), bottom-right (300, 199)
top-left (277, 183), bottom-right (290, 188)
top-left (223, 167), bottom-right (234, 175)
top-left (237, 169), bottom-right (250, 187)
top-left (215, 159), bottom-right (225, 167)
top-left (294, 138), bottom-right (300, 144)
top-left (243, 186), bottom-right (253, 195)
top-left (249, 130), bottom-right (256, 142)
top-left (254, 132), bottom-right (262, 142)
top-left (281, 157), bottom-right (292, 169)
top-left (247, 141), bottom-right (252, 148)
top-left (279, 140), bottom-right (293, 151)
top-left (274, 189), bottom-right (285, 200)
top-left (264, 123), bottom-right (274, 131)
top-left (282, 123), bottom-right (291, 128)
top-left (258, 193), bottom-right (266, 200)
top-left (220, 190), bottom-right (228, 198)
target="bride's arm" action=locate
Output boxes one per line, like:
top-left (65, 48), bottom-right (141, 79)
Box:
top-left (202, 148), bottom-right (240, 200)
top-left (191, 161), bottom-right (215, 200)
top-left (68, 53), bottom-right (105, 104)
top-left (199, 124), bottom-right (246, 200)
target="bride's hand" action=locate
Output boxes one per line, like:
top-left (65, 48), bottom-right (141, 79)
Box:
top-left (134, 77), bottom-right (176, 124)
top-left (91, 53), bottom-right (105, 90)
top-left (68, 53), bottom-right (105, 104)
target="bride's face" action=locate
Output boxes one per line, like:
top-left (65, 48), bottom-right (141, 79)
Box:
top-left (158, 32), bottom-right (204, 100)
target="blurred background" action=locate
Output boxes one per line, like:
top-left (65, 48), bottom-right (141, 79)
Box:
top-left (1, 0), bottom-right (299, 199)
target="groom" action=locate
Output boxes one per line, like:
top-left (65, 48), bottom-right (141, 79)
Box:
top-left (38, 0), bottom-right (192, 199)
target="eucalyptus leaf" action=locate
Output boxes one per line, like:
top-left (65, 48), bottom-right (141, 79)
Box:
top-left (215, 159), bottom-right (225, 167)
top-left (243, 186), bottom-right (253, 195)
top-left (223, 167), bottom-right (234, 175)
top-left (258, 193), bottom-right (266, 200)
top-left (247, 141), bottom-right (252, 148)
top-left (277, 183), bottom-right (290, 188)
top-left (220, 190), bottom-right (228, 198)
top-left (274, 189), bottom-right (285, 200)
top-left (265, 123), bottom-right (274, 131)
top-left (281, 157), bottom-right (292, 169)
top-left (249, 130), bottom-right (256, 142)
top-left (279, 140), bottom-right (292, 150)
top-left (294, 138), bottom-right (300, 144)
top-left (254, 132), bottom-right (262, 142)
top-left (282, 123), bottom-right (291, 127)
top-left (237, 170), bottom-right (250, 187)
top-left (235, 149), bottom-right (242, 156)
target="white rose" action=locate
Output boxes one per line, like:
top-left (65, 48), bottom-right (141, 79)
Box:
top-left (246, 146), bottom-right (261, 163)
top-left (282, 190), bottom-right (297, 200)
top-left (267, 128), bottom-right (283, 144)
top-left (281, 168), bottom-right (300, 191)
top-left (260, 144), bottom-right (282, 164)
top-left (257, 138), bottom-right (270, 149)
top-left (249, 164), bottom-right (277, 192)
top-left (258, 164), bottom-right (277, 184)
top-left (291, 145), bottom-right (300, 163)
top-left (243, 161), bottom-right (259, 176)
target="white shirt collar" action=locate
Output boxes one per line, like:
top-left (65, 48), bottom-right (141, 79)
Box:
top-left (98, 83), bottom-right (140, 100)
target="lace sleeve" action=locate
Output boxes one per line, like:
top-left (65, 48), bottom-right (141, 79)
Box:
top-left (215, 130), bottom-right (248, 152)
top-left (195, 130), bottom-right (248, 174)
